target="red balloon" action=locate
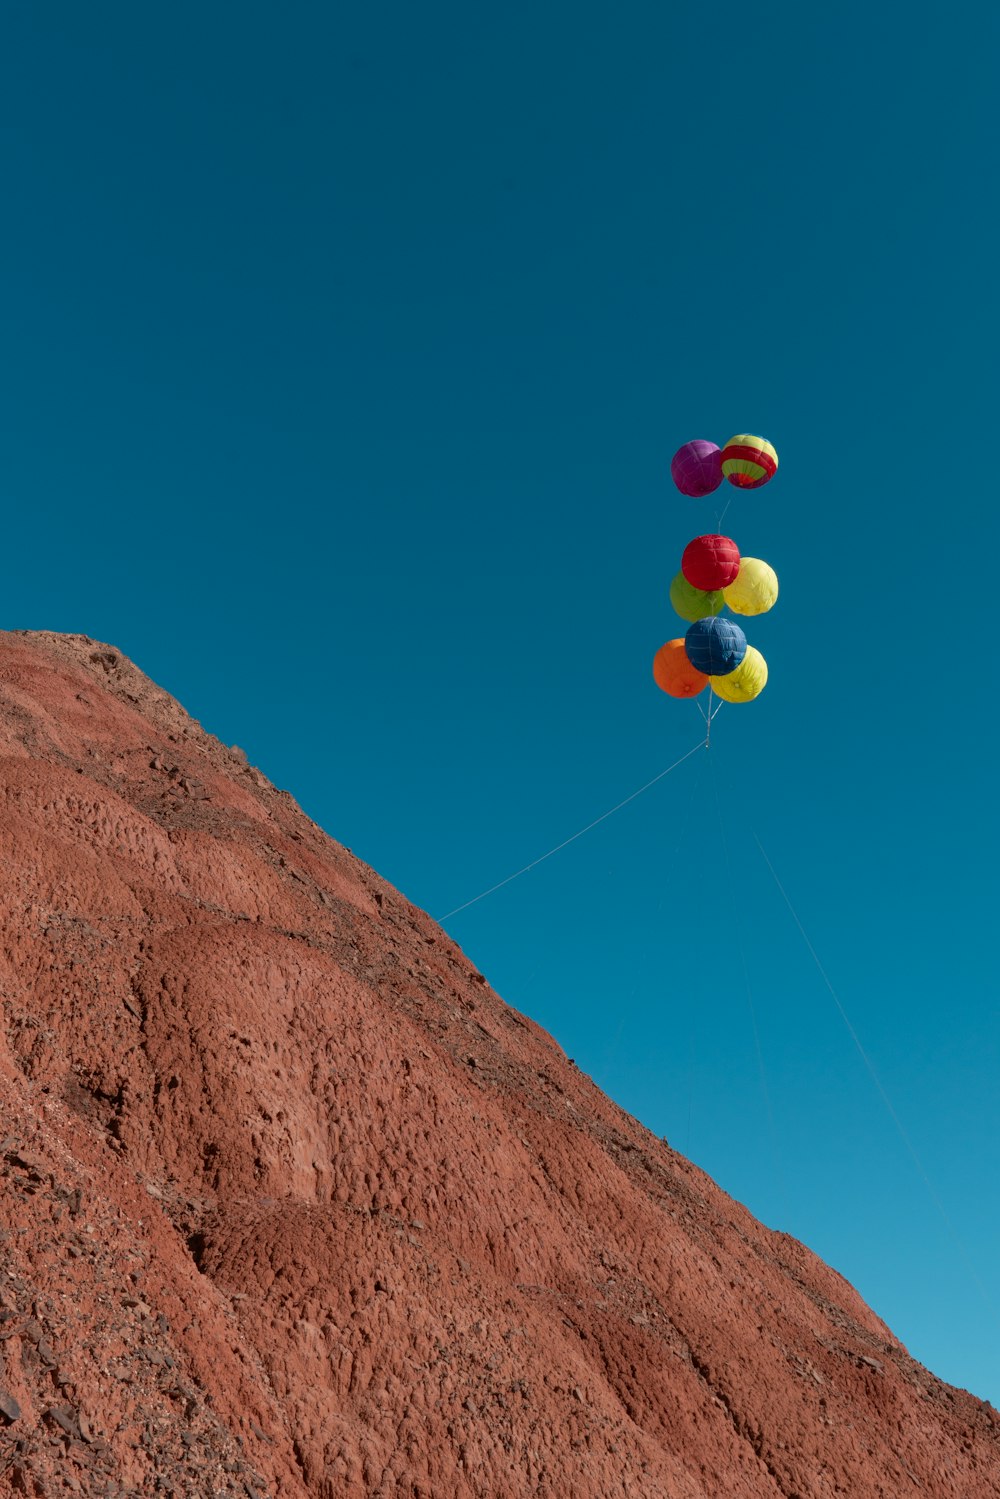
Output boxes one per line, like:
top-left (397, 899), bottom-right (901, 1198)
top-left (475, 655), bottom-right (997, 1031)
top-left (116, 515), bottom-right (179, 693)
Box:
top-left (681, 534), bottom-right (741, 592)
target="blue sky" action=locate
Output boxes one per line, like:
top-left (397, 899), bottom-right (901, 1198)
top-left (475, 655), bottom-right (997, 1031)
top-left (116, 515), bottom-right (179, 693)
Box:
top-left (2, 4), bottom-right (998, 1403)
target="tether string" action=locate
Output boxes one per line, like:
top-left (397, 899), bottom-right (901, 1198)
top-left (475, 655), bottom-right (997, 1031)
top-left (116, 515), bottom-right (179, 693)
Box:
top-left (752, 826), bottom-right (997, 1319)
top-left (438, 739), bottom-right (704, 920)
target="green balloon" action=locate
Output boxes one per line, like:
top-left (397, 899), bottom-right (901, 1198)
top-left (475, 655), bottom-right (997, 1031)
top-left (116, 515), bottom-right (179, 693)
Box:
top-left (669, 572), bottom-right (725, 623)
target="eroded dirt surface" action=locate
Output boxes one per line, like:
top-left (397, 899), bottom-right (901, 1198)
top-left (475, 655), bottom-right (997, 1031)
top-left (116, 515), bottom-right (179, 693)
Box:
top-left (1, 630), bottom-right (997, 1497)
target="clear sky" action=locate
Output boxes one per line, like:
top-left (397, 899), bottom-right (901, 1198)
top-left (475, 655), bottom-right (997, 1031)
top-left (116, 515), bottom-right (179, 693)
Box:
top-left (2, 3), bottom-right (998, 1405)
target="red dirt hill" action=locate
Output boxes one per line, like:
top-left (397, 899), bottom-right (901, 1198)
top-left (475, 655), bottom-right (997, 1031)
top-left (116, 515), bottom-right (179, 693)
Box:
top-left (0, 630), bottom-right (996, 1498)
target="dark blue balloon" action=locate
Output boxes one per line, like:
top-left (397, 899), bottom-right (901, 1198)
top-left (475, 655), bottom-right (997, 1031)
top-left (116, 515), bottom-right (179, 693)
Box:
top-left (684, 616), bottom-right (747, 677)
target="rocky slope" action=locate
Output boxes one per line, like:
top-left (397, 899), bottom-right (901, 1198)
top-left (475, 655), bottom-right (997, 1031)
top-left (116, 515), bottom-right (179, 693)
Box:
top-left (0, 629), bottom-right (996, 1498)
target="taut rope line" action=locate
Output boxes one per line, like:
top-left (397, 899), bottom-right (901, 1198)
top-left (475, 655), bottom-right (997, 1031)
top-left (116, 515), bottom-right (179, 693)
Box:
top-left (752, 827), bottom-right (997, 1319)
top-left (438, 739), bottom-right (705, 921)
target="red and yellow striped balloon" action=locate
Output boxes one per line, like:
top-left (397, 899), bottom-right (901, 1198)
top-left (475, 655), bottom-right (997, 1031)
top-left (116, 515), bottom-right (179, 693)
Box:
top-left (721, 434), bottom-right (778, 490)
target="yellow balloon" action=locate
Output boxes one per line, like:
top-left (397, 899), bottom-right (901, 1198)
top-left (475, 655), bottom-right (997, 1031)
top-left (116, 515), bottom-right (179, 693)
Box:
top-left (723, 558), bottom-right (778, 616)
top-left (710, 646), bottom-right (768, 703)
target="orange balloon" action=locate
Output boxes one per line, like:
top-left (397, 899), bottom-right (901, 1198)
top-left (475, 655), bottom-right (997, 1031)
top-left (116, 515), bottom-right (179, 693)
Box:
top-left (653, 640), bottom-right (709, 698)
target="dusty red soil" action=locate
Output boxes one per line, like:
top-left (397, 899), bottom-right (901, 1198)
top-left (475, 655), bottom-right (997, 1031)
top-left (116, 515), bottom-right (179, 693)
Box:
top-left (0, 629), bottom-right (996, 1498)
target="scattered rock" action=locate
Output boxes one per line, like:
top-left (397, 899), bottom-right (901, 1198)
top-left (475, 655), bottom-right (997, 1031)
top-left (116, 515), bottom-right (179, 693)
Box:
top-left (0, 1390), bottom-right (21, 1423)
top-left (44, 1404), bottom-right (82, 1439)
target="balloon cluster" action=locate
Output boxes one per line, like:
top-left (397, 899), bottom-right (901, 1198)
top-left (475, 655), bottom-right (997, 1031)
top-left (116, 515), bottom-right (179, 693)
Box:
top-left (654, 435), bottom-right (779, 706)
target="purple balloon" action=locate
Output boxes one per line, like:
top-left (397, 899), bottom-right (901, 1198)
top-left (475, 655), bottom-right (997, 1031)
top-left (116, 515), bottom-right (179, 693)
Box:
top-left (671, 440), bottom-right (723, 498)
